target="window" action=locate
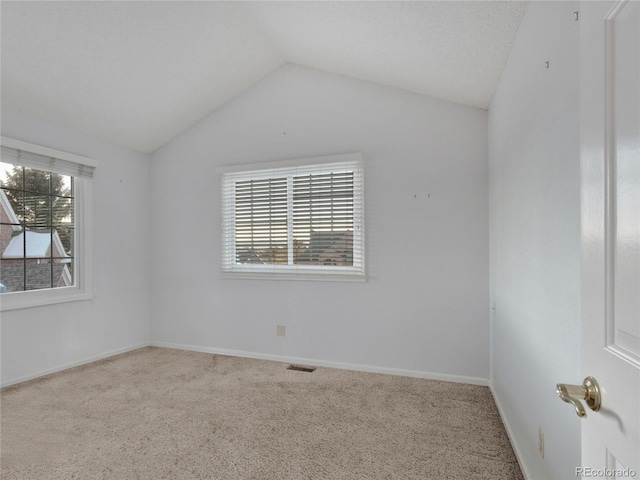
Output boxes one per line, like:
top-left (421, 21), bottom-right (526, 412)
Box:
top-left (0, 137), bottom-right (97, 310)
top-left (220, 153), bottom-right (364, 281)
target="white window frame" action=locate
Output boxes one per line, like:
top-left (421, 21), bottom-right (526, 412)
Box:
top-left (0, 137), bottom-right (97, 311)
top-left (219, 152), bottom-right (365, 282)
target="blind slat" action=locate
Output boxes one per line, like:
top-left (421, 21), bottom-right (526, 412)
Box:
top-left (1, 145), bottom-right (96, 178)
top-left (221, 153), bottom-right (364, 277)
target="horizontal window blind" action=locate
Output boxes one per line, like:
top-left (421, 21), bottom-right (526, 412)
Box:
top-left (0, 137), bottom-right (95, 310)
top-left (235, 177), bottom-right (288, 265)
top-left (1, 138), bottom-right (97, 178)
top-left (221, 153), bottom-right (364, 279)
top-left (293, 172), bottom-right (355, 266)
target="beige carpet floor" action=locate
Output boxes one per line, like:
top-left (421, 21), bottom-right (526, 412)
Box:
top-left (1, 347), bottom-right (523, 480)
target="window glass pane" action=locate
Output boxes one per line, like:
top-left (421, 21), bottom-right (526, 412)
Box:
top-left (4, 190), bottom-right (25, 223)
top-left (293, 172), bottom-right (354, 266)
top-left (1, 188), bottom-right (20, 228)
top-left (0, 165), bottom-right (28, 223)
top-left (0, 162), bottom-right (75, 293)
top-left (0, 162), bottom-right (20, 190)
top-left (52, 197), bottom-right (74, 255)
top-left (53, 173), bottom-right (72, 198)
top-left (21, 261), bottom-right (72, 291)
top-left (22, 193), bottom-right (51, 228)
top-left (235, 178), bottom-right (288, 265)
top-left (64, 259), bottom-right (74, 287)
top-left (25, 261), bottom-right (53, 290)
top-left (0, 261), bottom-right (25, 292)
top-left (221, 154), bottom-right (364, 278)
top-left (23, 167), bottom-right (50, 194)
top-left (56, 226), bottom-right (74, 257)
top-left (52, 197), bottom-right (73, 225)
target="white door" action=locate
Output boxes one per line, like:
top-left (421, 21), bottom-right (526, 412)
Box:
top-left (579, 0), bottom-right (640, 476)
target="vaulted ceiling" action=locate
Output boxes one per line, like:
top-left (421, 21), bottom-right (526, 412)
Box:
top-left (1, 1), bottom-right (527, 154)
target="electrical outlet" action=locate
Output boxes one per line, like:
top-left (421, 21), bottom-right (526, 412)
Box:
top-left (538, 427), bottom-right (544, 459)
top-left (276, 325), bottom-right (286, 336)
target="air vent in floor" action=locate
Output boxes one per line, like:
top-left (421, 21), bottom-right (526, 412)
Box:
top-left (287, 364), bottom-right (316, 373)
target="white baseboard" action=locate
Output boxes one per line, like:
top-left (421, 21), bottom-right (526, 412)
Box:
top-left (0, 343), bottom-right (149, 388)
top-left (1, 340), bottom-right (490, 389)
top-left (151, 341), bottom-right (490, 386)
top-left (490, 384), bottom-right (531, 480)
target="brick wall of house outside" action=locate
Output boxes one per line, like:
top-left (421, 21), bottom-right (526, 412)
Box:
top-left (0, 205), bottom-right (16, 255)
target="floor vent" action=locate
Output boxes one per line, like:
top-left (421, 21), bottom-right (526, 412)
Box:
top-left (287, 364), bottom-right (316, 373)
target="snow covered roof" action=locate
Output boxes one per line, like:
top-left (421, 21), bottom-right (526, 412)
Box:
top-left (0, 189), bottom-right (22, 232)
top-left (2, 230), bottom-right (69, 259)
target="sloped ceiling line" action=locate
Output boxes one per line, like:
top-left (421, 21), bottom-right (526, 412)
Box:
top-left (1, 1), bottom-right (527, 154)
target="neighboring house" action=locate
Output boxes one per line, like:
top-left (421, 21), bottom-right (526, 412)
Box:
top-left (0, 262), bottom-right (71, 293)
top-left (2, 230), bottom-right (71, 264)
top-left (0, 189), bottom-right (21, 254)
top-left (296, 230), bottom-right (353, 266)
top-left (235, 231), bottom-right (354, 266)
top-left (236, 249), bottom-right (265, 264)
top-left (0, 189), bottom-right (71, 292)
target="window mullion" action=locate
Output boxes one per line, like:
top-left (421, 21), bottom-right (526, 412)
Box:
top-left (287, 175), bottom-right (294, 266)
top-left (0, 140), bottom-right (95, 311)
top-left (220, 152), bottom-right (364, 279)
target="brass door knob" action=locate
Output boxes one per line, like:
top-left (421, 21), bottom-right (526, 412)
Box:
top-left (556, 377), bottom-right (601, 417)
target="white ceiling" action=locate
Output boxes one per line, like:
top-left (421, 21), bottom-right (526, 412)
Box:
top-left (1, 1), bottom-right (527, 154)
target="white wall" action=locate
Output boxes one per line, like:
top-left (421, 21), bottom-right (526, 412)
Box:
top-left (0, 110), bottom-right (151, 385)
top-left (489, 2), bottom-right (581, 479)
top-left (150, 64), bottom-right (489, 382)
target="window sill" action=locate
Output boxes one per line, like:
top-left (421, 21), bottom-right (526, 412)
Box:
top-left (0, 286), bottom-right (92, 311)
top-left (221, 271), bottom-right (366, 283)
